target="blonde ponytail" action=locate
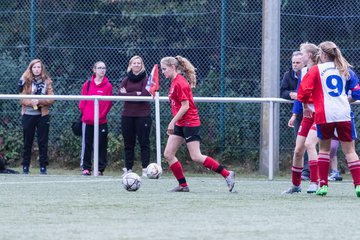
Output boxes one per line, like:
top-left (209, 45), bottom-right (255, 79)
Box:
top-left (175, 56), bottom-right (197, 88)
top-left (319, 41), bottom-right (352, 79)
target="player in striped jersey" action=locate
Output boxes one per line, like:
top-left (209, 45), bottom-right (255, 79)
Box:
top-left (298, 41), bottom-right (360, 197)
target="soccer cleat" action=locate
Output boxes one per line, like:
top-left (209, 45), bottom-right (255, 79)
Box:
top-left (142, 168), bottom-right (147, 177)
top-left (328, 170), bottom-right (343, 181)
top-left (40, 167), bottom-right (47, 175)
top-left (301, 174), bottom-right (310, 181)
top-left (168, 185), bottom-right (190, 192)
top-left (356, 185), bottom-right (360, 198)
top-left (282, 185), bottom-right (301, 194)
top-left (306, 182), bottom-right (318, 194)
top-left (316, 185), bottom-right (328, 196)
top-left (98, 171), bottom-right (103, 176)
top-left (82, 169), bottom-right (91, 176)
top-left (22, 166), bottom-right (29, 174)
top-left (225, 171), bottom-right (235, 192)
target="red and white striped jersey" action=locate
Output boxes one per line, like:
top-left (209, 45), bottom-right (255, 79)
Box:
top-left (297, 62), bottom-right (351, 124)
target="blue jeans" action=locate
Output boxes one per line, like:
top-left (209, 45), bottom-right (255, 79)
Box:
top-left (294, 114), bottom-right (309, 176)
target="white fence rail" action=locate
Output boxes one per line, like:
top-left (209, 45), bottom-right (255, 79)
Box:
top-left (0, 94), bottom-right (293, 179)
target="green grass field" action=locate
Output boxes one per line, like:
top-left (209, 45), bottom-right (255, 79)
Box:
top-left (0, 171), bottom-right (359, 240)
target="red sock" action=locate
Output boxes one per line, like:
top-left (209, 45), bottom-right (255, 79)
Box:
top-left (348, 160), bottom-right (360, 187)
top-left (170, 161), bottom-right (187, 187)
top-left (203, 156), bottom-right (229, 178)
top-left (309, 160), bottom-right (318, 183)
top-left (291, 165), bottom-right (302, 186)
top-left (318, 153), bottom-right (330, 187)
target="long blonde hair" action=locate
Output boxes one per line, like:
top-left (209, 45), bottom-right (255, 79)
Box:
top-left (299, 42), bottom-right (319, 66)
top-left (318, 41), bottom-right (352, 79)
top-left (127, 55), bottom-right (145, 73)
top-left (160, 55), bottom-right (197, 88)
top-left (21, 59), bottom-right (50, 94)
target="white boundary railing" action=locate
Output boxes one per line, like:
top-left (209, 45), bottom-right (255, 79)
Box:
top-left (0, 94), bottom-right (292, 179)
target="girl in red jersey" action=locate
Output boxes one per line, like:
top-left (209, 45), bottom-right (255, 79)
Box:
top-left (298, 41), bottom-right (360, 197)
top-left (79, 61), bottom-right (113, 176)
top-left (160, 56), bottom-right (235, 192)
top-left (283, 43), bottom-right (320, 194)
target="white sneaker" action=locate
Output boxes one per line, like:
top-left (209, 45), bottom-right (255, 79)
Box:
top-left (142, 168), bottom-right (147, 177)
top-left (122, 168), bottom-right (132, 177)
top-left (328, 170), bottom-right (343, 181)
top-left (225, 171), bottom-right (235, 192)
top-left (168, 185), bottom-right (190, 192)
top-left (307, 182), bottom-right (318, 194)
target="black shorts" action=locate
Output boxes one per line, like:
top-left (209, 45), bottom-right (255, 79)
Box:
top-left (173, 125), bottom-right (201, 143)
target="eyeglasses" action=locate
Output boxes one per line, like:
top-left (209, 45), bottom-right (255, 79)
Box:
top-left (96, 67), bottom-right (107, 70)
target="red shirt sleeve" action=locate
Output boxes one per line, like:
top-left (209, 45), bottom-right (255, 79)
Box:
top-left (297, 66), bottom-right (319, 104)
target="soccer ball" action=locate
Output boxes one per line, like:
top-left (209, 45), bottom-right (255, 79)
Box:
top-left (122, 172), bottom-right (141, 191)
top-left (146, 163), bottom-right (163, 179)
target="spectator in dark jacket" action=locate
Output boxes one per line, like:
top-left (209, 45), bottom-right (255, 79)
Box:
top-left (280, 51), bottom-right (303, 100)
top-left (280, 51), bottom-right (310, 180)
top-left (118, 56), bottom-right (152, 177)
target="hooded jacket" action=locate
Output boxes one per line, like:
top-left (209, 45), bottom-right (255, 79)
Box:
top-left (79, 75), bottom-right (113, 125)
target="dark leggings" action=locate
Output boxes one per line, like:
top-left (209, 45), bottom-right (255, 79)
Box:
top-left (81, 123), bottom-right (108, 172)
top-left (121, 115), bottom-right (152, 170)
top-left (22, 114), bottom-right (50, 168)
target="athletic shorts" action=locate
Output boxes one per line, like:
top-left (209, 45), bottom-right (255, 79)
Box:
top-left (173, 125), bottom-right (201, 143)
top-left (317, 121), bottom-right (356, 141)
top-left (297, 113), bottom-right (316, 137)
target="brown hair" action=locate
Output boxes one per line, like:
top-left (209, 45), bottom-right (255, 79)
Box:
top-left (318, 41), bottom-right (352, 79)
top-left (21, 59), bottom-right (50, 94)
top-left (160, 56), bottom-right (197, 88)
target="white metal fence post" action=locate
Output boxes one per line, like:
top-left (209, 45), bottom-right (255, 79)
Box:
top-left (93, 98), bottom-right (99, 176)
top-left (155, 92), bottom-right (162, 166)
top-left (269, 101), bottom-right (274, 180)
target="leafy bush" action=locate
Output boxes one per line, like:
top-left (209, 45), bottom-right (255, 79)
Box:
top-left (57, 129), bottom-right (82, 168)
top-left (0, 123), bottom-right (23, 166)
top-left (57, 130), bottom-right (125, 169)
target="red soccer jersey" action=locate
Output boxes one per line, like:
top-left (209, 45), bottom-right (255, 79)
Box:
top-left (168, 74), bottom-right (200, 127)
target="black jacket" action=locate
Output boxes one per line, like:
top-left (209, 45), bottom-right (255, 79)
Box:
top-left (280, 68), bottom-right (300, 100)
